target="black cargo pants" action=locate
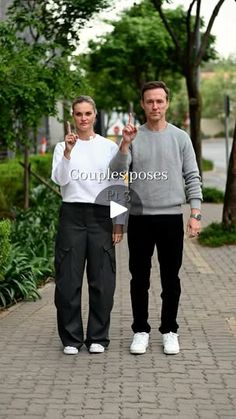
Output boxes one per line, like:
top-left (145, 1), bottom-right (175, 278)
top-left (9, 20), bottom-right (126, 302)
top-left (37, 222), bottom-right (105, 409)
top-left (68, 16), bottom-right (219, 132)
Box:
top-left (54, 202), bottom-right (116, 349)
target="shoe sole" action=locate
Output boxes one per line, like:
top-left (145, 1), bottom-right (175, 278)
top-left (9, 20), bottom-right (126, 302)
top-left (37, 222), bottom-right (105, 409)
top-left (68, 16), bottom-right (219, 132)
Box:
top-left (130, 347), bottom-right (148, 355)
top-left (164, 349), bottom-right (180, 355)
top-left (89, 346), bottom-right (105, 354)
top-left (64, 350), bottom-right (78, 355)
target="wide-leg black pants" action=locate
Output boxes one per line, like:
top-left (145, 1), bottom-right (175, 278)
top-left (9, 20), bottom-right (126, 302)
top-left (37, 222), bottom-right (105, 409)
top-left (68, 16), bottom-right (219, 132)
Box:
top-left (127, 214), bottom-right (184, 334)
top-left (54, 202), bottom-right (116, 349)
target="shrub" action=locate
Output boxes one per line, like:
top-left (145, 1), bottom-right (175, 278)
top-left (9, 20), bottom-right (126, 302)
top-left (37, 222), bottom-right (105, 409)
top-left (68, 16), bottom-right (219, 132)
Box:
top-left (199, 222), bottom-right (236, 247)
top-left (202, 187), bottom-right (224, 203)
top-left (0, 159), bottom-right (24, 213)
top-left (0, 244), bottom-right (41, 307)
top-left (202, 158), bottom-right (214, 171)
top-left (0, 185), bottom-right (60, 308)
top-left (0, 153), bottom-right (53, 213)
top-left (11, 185), bottom-right (60, 274)
top-left (30, 154), bottom-right (53, 180)
top-left (0, 219), bottom-right (11, 280)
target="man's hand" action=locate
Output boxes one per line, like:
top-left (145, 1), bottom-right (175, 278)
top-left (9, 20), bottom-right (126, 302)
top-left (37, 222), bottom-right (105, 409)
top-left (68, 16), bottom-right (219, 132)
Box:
top-left (186, 217), bottom-right (201, 238)
top-left (64, 121), bottom-right (78, 159)
top-left (122, 113), bottom-right (137, 145)
top-left (112, 224), bottom-right (123, 245)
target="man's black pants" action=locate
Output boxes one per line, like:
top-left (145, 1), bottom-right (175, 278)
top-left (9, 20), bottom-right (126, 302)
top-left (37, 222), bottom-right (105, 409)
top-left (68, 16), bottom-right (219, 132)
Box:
top-left (54, 202), bottom-right (116, 349)
top-left (127, 214), bottom-right (184, 334)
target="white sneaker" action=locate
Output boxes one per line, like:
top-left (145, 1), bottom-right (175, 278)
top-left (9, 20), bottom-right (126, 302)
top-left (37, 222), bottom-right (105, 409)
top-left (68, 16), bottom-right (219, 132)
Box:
top-left (63, 346), bottom-right (78, 355)
top-left (89, 343), bottom-right (105, 353)
top-left (130, 332), bottom-right (149, 354)
top-left (163, 332), bottom-right (180, 354)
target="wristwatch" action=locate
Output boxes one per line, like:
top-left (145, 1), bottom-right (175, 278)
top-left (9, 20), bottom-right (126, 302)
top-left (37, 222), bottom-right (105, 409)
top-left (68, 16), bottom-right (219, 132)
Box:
top-left (190, 213), bottom-right (202, 221)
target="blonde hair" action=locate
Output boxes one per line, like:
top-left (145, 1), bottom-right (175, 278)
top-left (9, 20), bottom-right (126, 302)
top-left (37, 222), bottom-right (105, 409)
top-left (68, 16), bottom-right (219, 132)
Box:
top-left (72, 95), bottom-right (97, 114)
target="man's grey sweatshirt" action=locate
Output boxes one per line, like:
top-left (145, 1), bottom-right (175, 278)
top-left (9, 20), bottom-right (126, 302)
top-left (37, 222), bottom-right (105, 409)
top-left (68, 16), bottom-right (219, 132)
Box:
top-left (110, 123), bottom-right (202, 215)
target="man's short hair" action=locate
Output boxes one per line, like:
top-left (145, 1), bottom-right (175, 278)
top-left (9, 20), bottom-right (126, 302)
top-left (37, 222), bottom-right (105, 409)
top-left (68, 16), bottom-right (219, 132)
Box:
top-left (141, 81), bottom-right (170, 101)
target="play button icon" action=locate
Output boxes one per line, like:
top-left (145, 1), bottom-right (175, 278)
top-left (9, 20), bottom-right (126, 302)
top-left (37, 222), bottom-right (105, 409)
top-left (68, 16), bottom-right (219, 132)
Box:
top-left (94, 184), bottom-right (143, 233)
top-left (110, 201), bottom-right (128, 219)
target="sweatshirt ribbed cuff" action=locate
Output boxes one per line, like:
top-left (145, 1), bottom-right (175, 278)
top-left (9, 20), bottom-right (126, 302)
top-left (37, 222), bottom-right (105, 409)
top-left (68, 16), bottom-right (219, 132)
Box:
top-left (189, 199), bottom-right (201, 210)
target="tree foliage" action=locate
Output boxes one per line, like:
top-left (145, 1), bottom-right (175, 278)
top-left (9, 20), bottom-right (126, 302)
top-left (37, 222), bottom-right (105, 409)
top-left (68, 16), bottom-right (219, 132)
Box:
top-left (81, 1), bottom-right (176, 120)
top-left (0, 22), bottom-right (82, 147)
top-left (150, 0), bottom-right (225, 173)
top-left (1, 0), bottom-right (112, 208)
top-left (81, 0), bottom-right (215, 123)
top-left (147, 1), bottom-right (235, 227)
top-left (201, 60), bottom-right (236, 119)
top-left (8, 0), bottom-right (112, 54)
top-left (1, 0), bottom-right (113, 144)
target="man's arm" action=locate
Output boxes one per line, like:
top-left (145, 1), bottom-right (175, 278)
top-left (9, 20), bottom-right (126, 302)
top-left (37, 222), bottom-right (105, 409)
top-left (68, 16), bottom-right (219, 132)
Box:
top-left (109, 113), bottom-right (137, 173)
top-left (182, 136), bottom-right (203, 237)
top-left (186, 200), bottom-right (202, 237)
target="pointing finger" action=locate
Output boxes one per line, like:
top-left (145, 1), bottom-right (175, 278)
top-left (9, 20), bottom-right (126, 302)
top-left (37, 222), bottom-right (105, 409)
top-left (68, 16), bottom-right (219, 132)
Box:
top-left (128, 113), bottom-right (134, 125)
top-left (67, 121), bottom-right (72, 135)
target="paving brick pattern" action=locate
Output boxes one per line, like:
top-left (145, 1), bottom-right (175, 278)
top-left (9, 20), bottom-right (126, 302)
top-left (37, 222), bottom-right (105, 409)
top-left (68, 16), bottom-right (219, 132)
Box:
top-left (0, 204), bottom-right (235, 419)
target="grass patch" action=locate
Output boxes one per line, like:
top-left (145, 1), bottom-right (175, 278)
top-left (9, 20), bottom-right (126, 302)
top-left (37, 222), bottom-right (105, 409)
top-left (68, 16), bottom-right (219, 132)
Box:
top-left (202, 158), bottom-right (214, 171)
top-left (199, 222), bottom-right (236, 247)
top-left (202, 187), bottom-right (224, 203)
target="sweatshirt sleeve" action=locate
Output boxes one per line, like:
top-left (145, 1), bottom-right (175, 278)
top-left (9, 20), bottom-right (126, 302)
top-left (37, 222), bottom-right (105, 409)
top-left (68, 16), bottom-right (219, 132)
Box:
top-left (51, 142), bottom-right (71, 186)
top-left (113, 212), bottom-right (127, 225)
top-left (109, 148), bottom-right (132, 173)
top-left (182, 136), bottom-right (203, 202)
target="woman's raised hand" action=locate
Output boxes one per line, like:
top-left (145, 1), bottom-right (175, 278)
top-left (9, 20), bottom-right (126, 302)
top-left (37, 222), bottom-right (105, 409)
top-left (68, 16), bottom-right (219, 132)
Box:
top-left (64, 121), bottom-right (78, 158)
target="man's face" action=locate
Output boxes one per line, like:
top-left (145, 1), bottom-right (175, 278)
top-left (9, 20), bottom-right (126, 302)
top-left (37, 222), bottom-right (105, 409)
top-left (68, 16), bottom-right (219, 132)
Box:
top-left (141, 88), bottom-right (169, 123)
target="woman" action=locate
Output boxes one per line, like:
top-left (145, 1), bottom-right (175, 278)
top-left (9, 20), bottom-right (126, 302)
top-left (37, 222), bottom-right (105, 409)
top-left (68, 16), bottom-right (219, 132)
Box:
top-left (51, 95), bottom-right (123, 355)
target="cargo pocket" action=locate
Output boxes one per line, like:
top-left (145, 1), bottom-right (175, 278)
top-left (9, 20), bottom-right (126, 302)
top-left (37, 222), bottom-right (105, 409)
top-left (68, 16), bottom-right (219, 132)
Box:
top-left (55, 245), bottom-right (71, 280)
top-left (103, 246), bottom-right (116, 273)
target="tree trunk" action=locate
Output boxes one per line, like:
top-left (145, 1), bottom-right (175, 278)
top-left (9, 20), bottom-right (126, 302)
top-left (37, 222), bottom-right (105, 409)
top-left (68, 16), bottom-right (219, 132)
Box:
top-left (23, 143), bottom-right (30, 209)
top-left (104, 112), bottom-right (112, 137)
top-left (222, 121), bottom-right (236, 227)
top-left (185, 67), bottom-right (202, 175)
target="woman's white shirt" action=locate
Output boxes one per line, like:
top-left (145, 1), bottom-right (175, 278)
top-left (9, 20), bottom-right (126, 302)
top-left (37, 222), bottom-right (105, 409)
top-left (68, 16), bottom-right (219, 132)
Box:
top-left (51, 135), bottom-right (120, 204)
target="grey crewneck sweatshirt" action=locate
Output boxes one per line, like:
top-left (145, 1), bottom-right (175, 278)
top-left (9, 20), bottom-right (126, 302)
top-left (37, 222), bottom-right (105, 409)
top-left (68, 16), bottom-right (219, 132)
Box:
top-left (110, 123), bottom-right (202, 215)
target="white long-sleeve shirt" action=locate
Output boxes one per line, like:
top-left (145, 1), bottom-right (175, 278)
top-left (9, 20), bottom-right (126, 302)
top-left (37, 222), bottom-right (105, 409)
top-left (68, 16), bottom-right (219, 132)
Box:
top-left (51, 134), bottom-right (119, 204)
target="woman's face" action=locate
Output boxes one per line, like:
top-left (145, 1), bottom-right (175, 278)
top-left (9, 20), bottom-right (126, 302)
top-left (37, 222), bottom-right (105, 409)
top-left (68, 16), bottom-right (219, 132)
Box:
top-left (73, 102), bottom-right (96, 133)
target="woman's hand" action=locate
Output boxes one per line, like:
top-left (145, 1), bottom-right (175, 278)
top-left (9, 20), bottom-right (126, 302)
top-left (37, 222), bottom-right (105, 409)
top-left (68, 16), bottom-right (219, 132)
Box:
top-left (64, 121), bottom-right (78, 159)
top-left (112, 224), bottom-right (124, 245)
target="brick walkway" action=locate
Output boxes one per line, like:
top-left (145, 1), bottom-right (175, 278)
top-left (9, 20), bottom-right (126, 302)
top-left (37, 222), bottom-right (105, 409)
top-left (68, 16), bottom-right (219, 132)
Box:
top-left (0, 204), bottom-right (236, 419)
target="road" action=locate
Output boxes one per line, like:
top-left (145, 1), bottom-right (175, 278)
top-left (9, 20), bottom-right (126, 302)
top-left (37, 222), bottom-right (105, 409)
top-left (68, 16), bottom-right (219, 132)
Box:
top-left (202, 137), bottom-right (233, 191)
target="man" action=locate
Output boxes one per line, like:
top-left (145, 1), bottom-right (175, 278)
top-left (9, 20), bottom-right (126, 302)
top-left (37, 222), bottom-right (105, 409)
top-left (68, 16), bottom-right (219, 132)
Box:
top-left (110, 81), bottom-right (202, 355)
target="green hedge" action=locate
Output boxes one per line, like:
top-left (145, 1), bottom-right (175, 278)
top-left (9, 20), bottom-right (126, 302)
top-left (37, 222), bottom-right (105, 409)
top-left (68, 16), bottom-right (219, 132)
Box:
top-left (0, 219), bottom-right (11, 279)
top-left (0, 154), bottom-right (53, 214)
top-left (202, 158), bottom-right (214, 171)
top-left (199, 222), bottom-right (236, 247)
top-left (0, 185), bottom-right (60, 308)
top-left (202, 187), bottom-right (224, 203)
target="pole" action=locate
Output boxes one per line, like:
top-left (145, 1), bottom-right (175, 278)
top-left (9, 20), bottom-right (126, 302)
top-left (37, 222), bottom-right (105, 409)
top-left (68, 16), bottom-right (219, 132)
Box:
top-left (224, 95), bottom-right (230, 171)
top-left (196, 12), bottom-right (201, 91)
